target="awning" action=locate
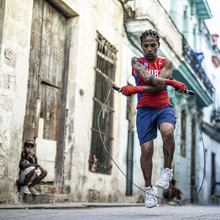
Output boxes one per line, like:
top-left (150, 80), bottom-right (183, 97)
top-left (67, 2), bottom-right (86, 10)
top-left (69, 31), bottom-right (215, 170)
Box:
top-left (191, 0), bottom-right (213, 19)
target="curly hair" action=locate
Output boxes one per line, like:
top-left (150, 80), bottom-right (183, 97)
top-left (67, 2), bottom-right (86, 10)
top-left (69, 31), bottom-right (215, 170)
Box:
top-left (140, 29), bottom-right (160, 43)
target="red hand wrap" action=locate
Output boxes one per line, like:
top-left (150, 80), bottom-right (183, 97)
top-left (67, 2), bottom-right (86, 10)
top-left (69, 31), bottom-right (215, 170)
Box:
top-left (165, 79), bottom-right (187, 90)
top-left (122, 86), bottom-right (143, 96)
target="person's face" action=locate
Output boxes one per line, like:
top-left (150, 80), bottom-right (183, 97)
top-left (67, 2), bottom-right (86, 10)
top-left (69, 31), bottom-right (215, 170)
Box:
top-left (24, 145), bottom-right (34, 154)
top-left (141, 37), bottom-right (160, 61)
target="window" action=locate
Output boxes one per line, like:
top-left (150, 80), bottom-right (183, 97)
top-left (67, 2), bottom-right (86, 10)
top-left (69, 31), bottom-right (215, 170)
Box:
top-left (193, 25), bottom-right (197, 50)
top-left (183, 6), bottom-right (189, 39)
top-left (181, 110), bottom-right (186, 157)
top-left (89, 32), bottom-right (117, 174)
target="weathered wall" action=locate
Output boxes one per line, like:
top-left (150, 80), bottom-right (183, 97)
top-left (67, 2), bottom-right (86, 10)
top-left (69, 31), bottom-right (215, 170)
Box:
top-left (0, 0), bottom-right (33, 203)
top-left (62, 0), bottom-right (125, 202)
top-left (199, 132), bottom-right (220, 204)
top-left (200, 26), bottom-right (220, 123)
top-left (199, 26), bottom-right (220, 204)
top-left (0, 0), bottom-right (130, 204)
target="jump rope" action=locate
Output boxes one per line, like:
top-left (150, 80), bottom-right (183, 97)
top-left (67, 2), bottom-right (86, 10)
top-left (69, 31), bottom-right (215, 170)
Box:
top-left (97, 85), bottom-right (206, 203)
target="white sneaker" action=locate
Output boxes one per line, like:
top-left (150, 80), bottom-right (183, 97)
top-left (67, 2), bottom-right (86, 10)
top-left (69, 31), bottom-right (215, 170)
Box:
top-left (144, 186), bottom-right (158, 208)
top-left (20, 186), bottom-right (31, 194)
top-left (29, 187), bottom-right (40, 195)
top-left (155, 168), bottom-right (173, 189)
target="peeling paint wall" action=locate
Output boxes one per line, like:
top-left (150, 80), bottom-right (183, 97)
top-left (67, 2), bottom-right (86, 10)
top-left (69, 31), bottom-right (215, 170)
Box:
top-left (0, 0), bottom-right (128, 204)
top-left (0, 0), bottom-right (33, 203)
top-left (62, 0), bottom-right (126, 202)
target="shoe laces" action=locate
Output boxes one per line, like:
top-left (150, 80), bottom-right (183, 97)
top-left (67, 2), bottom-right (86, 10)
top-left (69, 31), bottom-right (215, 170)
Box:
top-left (160, 168), bottom-right (173, 179)
top-left (143, 187), bottom-right (157, 199)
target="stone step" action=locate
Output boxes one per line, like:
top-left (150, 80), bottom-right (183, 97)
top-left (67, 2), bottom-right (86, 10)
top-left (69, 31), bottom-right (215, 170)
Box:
top-left (18, 193), bottom-right (74, 205)
top-left (16, 182), bottom-right (73, 204)
top-left (16, 181), bottom-right (60, 194)
top-left (34, 184), bottom-right (59, 194)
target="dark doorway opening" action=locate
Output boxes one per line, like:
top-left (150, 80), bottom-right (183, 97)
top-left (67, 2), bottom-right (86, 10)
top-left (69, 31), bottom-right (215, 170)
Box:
top-left (191, 118), bottom-right (196, 203)
top-left (211, 153), bottom-right (216, 196)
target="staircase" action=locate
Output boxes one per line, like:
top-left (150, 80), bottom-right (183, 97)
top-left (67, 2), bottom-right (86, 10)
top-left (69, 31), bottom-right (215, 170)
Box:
top-left (17, 183), bottom-right (74, 205)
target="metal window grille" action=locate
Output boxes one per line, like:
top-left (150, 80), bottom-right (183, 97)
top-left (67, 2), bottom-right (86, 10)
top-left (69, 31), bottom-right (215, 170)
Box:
top-left (89, 32), bottom-right (117, 175)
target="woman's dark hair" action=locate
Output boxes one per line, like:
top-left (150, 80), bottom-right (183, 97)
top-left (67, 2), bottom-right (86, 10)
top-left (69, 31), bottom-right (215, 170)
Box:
top-left (140, 29), bottom-right (160, 42)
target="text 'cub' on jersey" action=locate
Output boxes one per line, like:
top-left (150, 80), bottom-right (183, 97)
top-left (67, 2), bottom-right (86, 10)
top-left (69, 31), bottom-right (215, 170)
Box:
top-left (132, 56), bottom-right (171, 108)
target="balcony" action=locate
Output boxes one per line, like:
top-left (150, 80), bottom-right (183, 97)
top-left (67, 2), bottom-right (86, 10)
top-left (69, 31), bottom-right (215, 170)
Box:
top-left (190, 0), bottom-right (212, 19)
top-left (202, 22), bottom-right (220, 66)
top-left (182, 37), bottom-right (213, 95)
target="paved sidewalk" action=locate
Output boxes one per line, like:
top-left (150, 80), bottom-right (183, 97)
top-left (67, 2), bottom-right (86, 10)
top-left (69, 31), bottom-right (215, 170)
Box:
top-left (0, 204), bottom-right (220, 220)
top-left (0, 202), bottom-right (144, 210)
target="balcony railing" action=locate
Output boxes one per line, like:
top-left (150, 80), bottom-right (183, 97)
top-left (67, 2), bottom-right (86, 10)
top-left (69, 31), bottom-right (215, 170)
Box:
top-left (182, 37), bottom-right (213, 95)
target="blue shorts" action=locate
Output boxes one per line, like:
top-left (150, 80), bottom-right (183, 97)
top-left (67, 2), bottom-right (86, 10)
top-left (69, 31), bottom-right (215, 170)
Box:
top-left (136, 104), bottom-right (177, 145)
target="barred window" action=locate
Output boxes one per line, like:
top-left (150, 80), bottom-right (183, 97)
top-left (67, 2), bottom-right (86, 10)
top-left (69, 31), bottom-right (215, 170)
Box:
top-left (89, 32), bottom-right (117, 175)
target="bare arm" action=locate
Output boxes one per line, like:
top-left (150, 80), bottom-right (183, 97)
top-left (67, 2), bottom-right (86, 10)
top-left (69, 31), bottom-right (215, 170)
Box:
top-left (119, 58), bottom-right (173, 94)
top-left (30, 152), bottom-right (38, 165)
top-left (119, 57), bottom-right (188, 96)
top-left (142, 59), bottom-right (173, 93)
top-left (21, 161), bottom-right (39, 168)
top-left (131, 57), bottom-right (166, 86)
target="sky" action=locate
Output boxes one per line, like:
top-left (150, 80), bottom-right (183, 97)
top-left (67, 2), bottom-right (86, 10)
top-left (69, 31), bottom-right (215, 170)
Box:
top-left (205, 0), bottom-right (220, 42)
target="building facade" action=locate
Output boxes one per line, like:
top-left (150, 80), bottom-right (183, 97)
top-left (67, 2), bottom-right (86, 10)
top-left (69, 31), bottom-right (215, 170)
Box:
top-left (122, 0), bottom-right (220, 204)
top-left (0, 0), bottom-right (219, 205)
top-left (0, 0), bottom-right (136, 204)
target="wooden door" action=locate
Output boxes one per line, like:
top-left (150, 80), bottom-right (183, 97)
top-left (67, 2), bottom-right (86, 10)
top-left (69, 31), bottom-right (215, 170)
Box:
top-left (23, 0), bottom-right (66, 144)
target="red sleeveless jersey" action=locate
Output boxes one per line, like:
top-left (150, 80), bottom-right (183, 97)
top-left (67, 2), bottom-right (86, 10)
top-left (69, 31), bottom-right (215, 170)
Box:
top-left (132, 56), bottom-right (171, 108)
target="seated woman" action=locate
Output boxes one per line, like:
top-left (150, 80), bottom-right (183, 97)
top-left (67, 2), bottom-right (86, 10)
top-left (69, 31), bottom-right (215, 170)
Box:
top-left (18, 140), bottom-right (47, 195)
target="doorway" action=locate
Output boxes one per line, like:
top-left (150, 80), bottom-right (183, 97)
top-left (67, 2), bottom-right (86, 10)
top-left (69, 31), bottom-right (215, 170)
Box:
top-left (191, 118), bottom-right (196, 203)
top-left (23, 0), bottom-right (69, 183)
top-left (211, 153), bottom-right (216, 196)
